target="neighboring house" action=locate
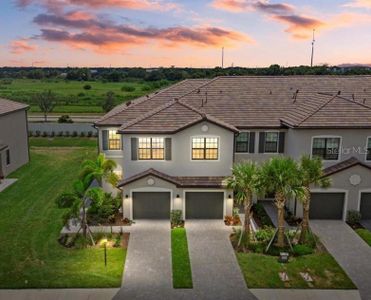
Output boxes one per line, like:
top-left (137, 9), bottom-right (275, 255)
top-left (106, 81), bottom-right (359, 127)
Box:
top-left (0, 99), bottom-right (30, 180)
top-left (95, 76), bottom-right (371, 221)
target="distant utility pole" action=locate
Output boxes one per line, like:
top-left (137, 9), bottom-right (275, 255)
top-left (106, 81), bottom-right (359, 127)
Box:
top-left (221, 47), bottom-right (224, 68)
top-left (310, 29), bottom-right (315, 67)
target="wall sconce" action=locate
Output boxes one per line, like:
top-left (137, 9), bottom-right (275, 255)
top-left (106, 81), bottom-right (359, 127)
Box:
top-left (125, 194), bottom-right (129, 198)
top-left (228, 195), bottom-right (232, 199)
top-left (176, 194), bottom-right (180, 198)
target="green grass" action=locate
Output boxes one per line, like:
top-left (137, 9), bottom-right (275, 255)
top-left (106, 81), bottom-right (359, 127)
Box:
top-left (29, 137), bottom-right (98, 148)
top-left (171, 228), bottom-right (193, 288)
top-left (237, 252), bottom-right (356, 289)
top-left (0, 79), bottom-right (169, 113)
top-left (356, 229), bottom-right (371, 246)
top-left (0, 147), bottom-right (125, 288)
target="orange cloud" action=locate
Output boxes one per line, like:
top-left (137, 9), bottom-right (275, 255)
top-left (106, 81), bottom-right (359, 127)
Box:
top-left (211, 0), bottom-right (293, 13)
top-left (9, 39), bottom-right (37, 54)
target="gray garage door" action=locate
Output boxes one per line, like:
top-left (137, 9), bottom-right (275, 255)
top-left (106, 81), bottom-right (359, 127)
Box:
top-left (360, 193), bottom-right (371, 220)
top-left (310, 193), bottom-right (345, 220)
top-left (132, 192), bottom-right (170, 219)
top-left (186, 192), bottom-right (224, 219)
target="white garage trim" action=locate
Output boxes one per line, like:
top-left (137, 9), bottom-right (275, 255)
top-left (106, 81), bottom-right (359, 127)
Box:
top-left (129, 187), bottom-right (173, 220)
top-left (182, 189), bottom-right (228, 220)
top-left (357, 189), bottom-right (371, 211)
top-left (310, 188), bottom-right (348, 221)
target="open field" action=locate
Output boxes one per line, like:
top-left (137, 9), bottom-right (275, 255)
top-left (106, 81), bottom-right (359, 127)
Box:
top-left (0, 78), bottom-right (169, 113)
top-left (0, 146), bottom-right (125, 288)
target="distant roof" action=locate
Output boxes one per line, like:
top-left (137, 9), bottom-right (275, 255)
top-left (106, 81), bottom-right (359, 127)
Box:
top-left (0, 98), bottom-right (29, 116)
top-left (117, 168), bottom-right (226, 188)
top-left (323, 157), bottom-right (371, 177)
top-left (96, 76), bottom-right (371, 130)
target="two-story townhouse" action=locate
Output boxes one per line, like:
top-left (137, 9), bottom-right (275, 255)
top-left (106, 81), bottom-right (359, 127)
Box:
top-left (0, 98), bottom-right (29, 181)
top-left (95, 76), bottom-right (371, 222)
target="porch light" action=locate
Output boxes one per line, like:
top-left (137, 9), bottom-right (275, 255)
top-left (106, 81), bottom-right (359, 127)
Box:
top-left (125, 194), bottom-right (129, 198)
top-left (100, 238), bottom-right (108, 267)
top-left (176, 194), bottom-right (180, 198)
top-left (228, 195), bottom-right (232, 199)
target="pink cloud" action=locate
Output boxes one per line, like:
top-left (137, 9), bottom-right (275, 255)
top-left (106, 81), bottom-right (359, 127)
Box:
top-left (9, 39), bottom-right (38, 54)
top-left (343, 0), bottom-right (371, 9)
top-left (211, 0), bottom-right (293, 13)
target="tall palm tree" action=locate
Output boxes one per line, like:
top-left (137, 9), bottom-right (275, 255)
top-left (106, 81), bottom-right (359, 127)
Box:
top-left (226, 162), bottom-right (258, 240)
top-left (80, 153), bottom-right (119, 187)
top-left (298, 155), bottom-right (330, 244)
top-left (257, 157), bottom-right (303, 248)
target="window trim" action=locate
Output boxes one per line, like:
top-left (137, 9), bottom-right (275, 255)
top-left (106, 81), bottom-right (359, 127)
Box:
top-left (107, 129), bottom-right (122, 151)
top-left (5, 149), bottom-right (10, 166)
top-left (235, 131), bottom-right (250, 153)
top-left (263, 131), bottom-right (280, 154)
top-left (190, 136), bottom-right (220, 161)
top-left (138, 137), bottom-right (165, 161)
top-left (365, 136), bottom-right (371, 162)
top-left (310, 135), bottom-right (342, 162)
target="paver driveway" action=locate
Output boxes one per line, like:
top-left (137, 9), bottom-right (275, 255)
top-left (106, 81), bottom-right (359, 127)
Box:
top-left (311, 220), bottom-right (371, 300)
top-left (114, 220), bottom-right (256, 300)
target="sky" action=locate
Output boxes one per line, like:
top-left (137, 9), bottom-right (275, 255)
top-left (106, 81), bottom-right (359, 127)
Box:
top-left (0, 0), bottom-right (370, 68)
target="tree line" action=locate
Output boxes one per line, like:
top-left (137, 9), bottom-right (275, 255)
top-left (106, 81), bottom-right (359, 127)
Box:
top-left (1, 64), bottom-right (371, 82)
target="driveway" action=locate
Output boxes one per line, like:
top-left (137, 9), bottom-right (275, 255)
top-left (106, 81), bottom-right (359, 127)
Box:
top-left (311, 220), bottom-right (371, 300)
top-left (186, 220), bottom-right (257, 300)
top-left (360, 220), bottom-right (371, 231)
top-left (114, 220), bottom-right (256, 300)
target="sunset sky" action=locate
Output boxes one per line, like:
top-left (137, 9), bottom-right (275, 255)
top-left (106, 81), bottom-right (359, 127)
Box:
top-left (0, 0), bottom-right (370, 67)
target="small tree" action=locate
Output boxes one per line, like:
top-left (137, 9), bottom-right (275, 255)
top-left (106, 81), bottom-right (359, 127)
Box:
top-left (257, 157), bottom-right (303, 248)
top-left (80, 153), bottom-right (119, 187)
top-left (102, 91), bottom-right (115, 112)
top-left (298, 155), bottom-right (330, 244)
top-left (226, 162), bottom-right (258, 243)
top-left (34, 90), bottom-right (55, 122)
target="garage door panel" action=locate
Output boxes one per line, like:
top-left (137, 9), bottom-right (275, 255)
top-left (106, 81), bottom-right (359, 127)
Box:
top-left (133, 192), bottom-right (170, 219)
top-left (310, 193), bottom-right (345, 220)
top-left (360, 193), bottom-right (371, 220)
top-left (186, 192), bottom-right (224, 219)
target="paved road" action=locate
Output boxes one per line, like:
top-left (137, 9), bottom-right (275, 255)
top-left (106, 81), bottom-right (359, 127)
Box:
top-left (311, 220), bottom-right (371, 300)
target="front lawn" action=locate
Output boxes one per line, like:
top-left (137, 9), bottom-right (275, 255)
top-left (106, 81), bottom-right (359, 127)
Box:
top-left (355, 229), bottom-right (371, 246)
top-left (0, 147), bottom-right (126, 288)
top-left (29, 137), bottom-right (98, 148)
top-left (171, 228), bottom-right (193, 288)
top-left (237, 252), bottom-right (356, 289)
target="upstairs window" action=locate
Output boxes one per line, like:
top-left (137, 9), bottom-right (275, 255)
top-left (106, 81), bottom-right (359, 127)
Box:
top-left (6, 149), bottom-right (10, 165)
top-left (108, 130), bottom-right (121, 150)
top-left (235, 132), bottom-right (249, 153)
top-left (264, 132), bottom-right (279, 153)
top-left (312, 137), bottom-right (340, 160)
top-left (192, 137), bottom-right (219, 160)
top-left (138, 137), bottom-right (164, 160)
top-left (367, 138), bottom-right (371, 161)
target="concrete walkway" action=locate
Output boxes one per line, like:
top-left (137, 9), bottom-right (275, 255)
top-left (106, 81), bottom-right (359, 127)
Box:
top-left (311, 220), bottom-right (371, 300)
top-left (0, 289), bottom-right (119, 300)
top-left (251, 289), bottom-right (361, 300)
top-left (186, 220), bottom-right (257, 300)
top-left (0, 178), bottom-right (17, 192)
top-left (261, 201), bottom-right (291, 228)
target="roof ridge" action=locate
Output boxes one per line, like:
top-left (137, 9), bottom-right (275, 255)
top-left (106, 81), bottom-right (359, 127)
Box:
top-left (96, 79), bottom-right (199, 125)
top-left (337, 95), bottom-right (371, 110)
top-left (176, 76), bottom-right (221, 102)
top-left (296, 94), bottom-right (338, 126)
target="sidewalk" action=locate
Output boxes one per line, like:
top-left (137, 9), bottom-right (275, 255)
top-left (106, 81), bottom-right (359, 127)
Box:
top-left (251, 289), bottom-right (361, 300)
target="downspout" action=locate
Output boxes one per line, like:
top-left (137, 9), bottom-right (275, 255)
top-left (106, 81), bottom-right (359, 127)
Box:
top-left (25, 109), bottom-right (31, 163)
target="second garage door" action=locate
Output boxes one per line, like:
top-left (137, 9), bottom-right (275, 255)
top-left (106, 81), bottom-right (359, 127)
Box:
top-left (186, 192), bottom-right (224, 219)
top-left (133, 192), bottom-right (170, 219)
top-left (310, 192), bottom-right (345, 220)
top-left (360, 193), bottom-right (371, 220)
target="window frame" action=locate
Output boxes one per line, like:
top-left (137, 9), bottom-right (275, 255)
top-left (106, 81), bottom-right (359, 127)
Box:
top-left (5, 149), bottom-right (10, 166)
top-left (311, 136), bottom-right (342, 161)
top-left (366, 136), bottom-right (371, 161)
top-left (235, 131), bottom-right (250, 153)
top-left (191, 136), bottom-right (219, 161)
top-left (138, 137), bottom-right (165, 161)
top-left (263, 131), bottom-right (280, 154)
top-left (107, 130), bottom-right (122, 151)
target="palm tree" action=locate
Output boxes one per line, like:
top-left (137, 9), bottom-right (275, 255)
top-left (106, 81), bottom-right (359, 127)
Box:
top-left (298, 155), bottom-right (330, 244)
top-left (226, 162), bottom-right (258, 241)
top-left (80, 153), bottom-right (119, 187)
top-left (257, 157), bottom-right (303, 248)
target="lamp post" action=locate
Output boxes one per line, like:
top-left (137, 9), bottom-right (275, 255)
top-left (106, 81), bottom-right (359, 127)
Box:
top-left (101, 238), bottom-right (108, 267)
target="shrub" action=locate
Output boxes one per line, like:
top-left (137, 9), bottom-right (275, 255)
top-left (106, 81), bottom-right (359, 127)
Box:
top-left (64, 131), bottom-right (70, 137)
top-left (57, 131), bottom-right (64, 137)
top-left (83, 84), bottom-right (92, 90)
top-left (78, 92), bottom-right (85, 97)
top-left (347, 210), bottom-right (361, 225)
top-left (93, 131), bottom-right (98, 137)
top-left (114, 235), bottom-right (121, 247)
top-left (87, 131), bottom-right (93, 137)
top-left (50, 131), bottom-right (55, 137)
top-left (88, 193), bottom-right (121, 224)
top-left (121, 85), bottom-right (136, 92)
top-left (58, 115), bottom-right (73, 123)
top-left (293, 244), bottom-right (314, 256)
top-left (34, 130), bottom-right (41, 137)
top-left (253, 203), bottom-right (274, 227)
top-left (55, 193), bottom-right (76, 208)
top-left (248, 242), bottom-right (265, 253)
top-left (72, 131), bottom-right (78, 137)
top-left (42, 131), bottom-right (48, 137)
top-left (233, 207), bottom-right (240, 216)
top-left (255, 227), bottom-right (275, 243)
top-left (80, 132), bottom-right (86, 137)
top-left (28, 131), bottom-right (33, 137)
top-left (171, 209), bottom-right (183, 226)
top-left (141, 85), bottom-right (151, 91)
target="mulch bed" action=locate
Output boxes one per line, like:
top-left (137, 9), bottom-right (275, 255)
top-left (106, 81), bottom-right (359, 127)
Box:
top-left (347, 222), bottom-right (365, 230)
top-left (171, 221), bottom-right (185, 229)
